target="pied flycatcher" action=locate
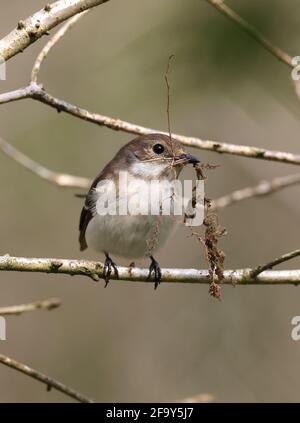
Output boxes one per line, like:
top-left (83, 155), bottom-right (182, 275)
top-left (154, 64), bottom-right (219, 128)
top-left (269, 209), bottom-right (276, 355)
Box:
top-left (79, 133), bottom-right (199, 288)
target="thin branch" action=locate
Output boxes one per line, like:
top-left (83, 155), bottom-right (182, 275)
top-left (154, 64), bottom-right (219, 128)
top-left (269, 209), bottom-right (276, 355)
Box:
top-left (205, 0), bottom-right (293, 68)
top-left (31, 11), bottom-right (88, 83)
top-left (0, 0), bottom-right (109, 62)
top-left (1, 254), bottom-right (300, 285)
top-left (251, 249), bottom-right (300, 279)
top-left (164, 54), bottom-right (175, 141)
top-left (0, 298), bottom-right (61, 316)
top-left (205, 0), bottom-right (300, 109)
top-left (1, 6), bottom-right (300, 166)
top-left (25, 86), bottom-right (300, 166)
top-left (0, 86), bottom-right (32, 104)
top-left (1, 82), bottom-right (300, 166)
top-left (0, 353), bottom-right (93, 403)
top-left (0, 136), bottom-right (90, 188)
top-left (211, 173), bottom-right (300, 211)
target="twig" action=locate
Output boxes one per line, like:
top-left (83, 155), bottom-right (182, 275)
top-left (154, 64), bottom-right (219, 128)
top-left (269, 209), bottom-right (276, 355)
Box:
top-left (1, 254), bottom-right (300, 285)
top-left (164, 54), bottom-right (175, 141)
top-left (0, 86), bottom-right (32, 104)
top-left (205, 0), bottom-right (300, 104)
top-left (211, 173), bottom-right (300, 211)
top-left (251, 249), bottom-right (300, 279)
top-left (31, 11), bottom-right (88, 83)
top-left (0, 353), bottom-right (93, 403)
top-left (0, 298), bottom-right (61, 316)
top-left (0, 136), bottom-right (90, 189)
top-left (205, 0), bottom-right (293, 68)
top-left (1, 82), bottom-right (300, 166)
top-left (0, 0), bottom-right (109, 62)
top-left (0, 5), bottom-right (300, 167)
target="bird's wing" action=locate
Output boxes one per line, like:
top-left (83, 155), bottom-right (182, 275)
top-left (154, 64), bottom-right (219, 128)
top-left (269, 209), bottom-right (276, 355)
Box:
top-left (79, 147), bottom-right (126, 251)
top-left (79, 196), bottom-right (94, 251)
top-left (79, 171), bottom-right (106, 251)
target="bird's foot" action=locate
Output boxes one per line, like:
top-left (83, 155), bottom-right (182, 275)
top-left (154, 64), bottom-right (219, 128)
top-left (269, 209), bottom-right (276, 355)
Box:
top-left (103, 253), bottom-right (119, 287)
top-left (147, 256), bottom-right (162, 290)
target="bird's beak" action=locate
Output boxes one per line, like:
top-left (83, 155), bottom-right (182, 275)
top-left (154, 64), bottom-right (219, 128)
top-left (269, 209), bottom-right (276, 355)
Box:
top-left (175, 153), bottom-right (200, 165)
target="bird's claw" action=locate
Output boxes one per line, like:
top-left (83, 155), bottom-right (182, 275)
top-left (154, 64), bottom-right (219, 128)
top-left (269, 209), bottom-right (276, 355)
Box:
top-left (103, 254), bottom-right (119, 287)
top-left (147, 256), bottom-right (162, 289)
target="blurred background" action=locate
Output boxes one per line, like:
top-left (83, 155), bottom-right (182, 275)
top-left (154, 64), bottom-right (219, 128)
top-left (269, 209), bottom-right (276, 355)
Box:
top-left (0, 0), bottom-right (300, 402)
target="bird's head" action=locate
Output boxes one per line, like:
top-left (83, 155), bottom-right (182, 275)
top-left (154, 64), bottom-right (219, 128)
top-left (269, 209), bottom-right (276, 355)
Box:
top-left (115, 133), bottom-right (199, 180)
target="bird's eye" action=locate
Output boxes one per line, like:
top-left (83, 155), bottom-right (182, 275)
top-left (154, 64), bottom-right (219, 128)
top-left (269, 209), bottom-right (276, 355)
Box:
top-left (152, 143), bottom-right (165, 154)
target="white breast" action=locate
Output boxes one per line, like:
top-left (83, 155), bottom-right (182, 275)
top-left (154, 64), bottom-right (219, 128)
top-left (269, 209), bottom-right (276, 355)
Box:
top-left (85, 175), bottom-right (179, 259)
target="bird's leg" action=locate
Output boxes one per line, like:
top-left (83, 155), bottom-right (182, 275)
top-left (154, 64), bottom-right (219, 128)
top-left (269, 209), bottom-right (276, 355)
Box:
top-left (128, 262), bottom-right (135, 278)
top-left (147, 255), bottom-right (162, 289)
top-left (103, 252), bottom-right (119, 287)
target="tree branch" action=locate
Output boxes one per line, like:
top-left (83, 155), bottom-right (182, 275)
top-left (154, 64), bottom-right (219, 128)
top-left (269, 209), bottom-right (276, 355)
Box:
top-left (1, 4), bottom-right (300, 167)
top-left (0, 136), bottom-right (90, 188)
top-left (1, 82), bottom-right (300, 166)
top-left (0, 86), bottom-right (32, 104)
top-left (205, 1), bottom-right (300, 103)
top-left (205, 0), bottom-right (293, 68)
top-left (251, 249), bottom-right (300, 278)
top-left (1, 254), bottom-right (300, 285)
top-left (0, 298), bottom-right (61, 316)
top-left (211, 173), bottom-right (300, 211)
top-left (0, 353), bottom-right (93, 403)
top-left (0, 0), bottom-right (109, 62)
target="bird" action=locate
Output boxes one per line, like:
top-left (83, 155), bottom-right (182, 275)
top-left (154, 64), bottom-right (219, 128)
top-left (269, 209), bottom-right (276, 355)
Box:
top-left (79, 133), bottom-right (199, 289)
